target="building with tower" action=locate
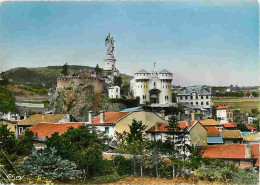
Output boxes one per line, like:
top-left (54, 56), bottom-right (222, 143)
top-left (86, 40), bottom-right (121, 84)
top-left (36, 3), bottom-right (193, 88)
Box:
top-left (130, 66), bottom-right (173, 106)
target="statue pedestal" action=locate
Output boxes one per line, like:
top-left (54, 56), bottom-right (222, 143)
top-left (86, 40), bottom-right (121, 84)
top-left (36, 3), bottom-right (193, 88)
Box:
top-left (103, 54), bottom-right (116, 71)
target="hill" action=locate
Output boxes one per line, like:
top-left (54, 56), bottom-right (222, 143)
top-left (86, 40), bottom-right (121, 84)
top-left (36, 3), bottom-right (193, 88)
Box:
top-left (1, 65), bottom-right (95, 88)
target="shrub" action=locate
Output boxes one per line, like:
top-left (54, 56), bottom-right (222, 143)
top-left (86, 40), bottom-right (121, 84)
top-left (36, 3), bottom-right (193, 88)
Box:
top-left (232, 169), bottom-right (259, 185)
top-left (91, 173), bottom-right (123, 184)
top-left (113, 155), bottom-right (134, 176)
top-left (21, 148), bottom-right (81, 181)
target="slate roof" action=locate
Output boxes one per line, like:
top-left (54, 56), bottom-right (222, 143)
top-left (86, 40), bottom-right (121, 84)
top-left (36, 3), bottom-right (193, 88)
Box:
top-left (222, 130), bottom-right (242, 139)
top-left (178, 86), bottom-right (211, 95)
top-left (135, 69), bottom-right (150, 74)
top-left (29, 123), bottom-right (85, 140)
top-left (92, 112), bottom-right (129, 124)
top-left (159, 69), bottom-right (172, 74)
top-left (201, 144), bottom-right (246, 159)
top-left (19, 114), bottom-right (68, 126)
top-left (198, 119), bottom-right (221, 126)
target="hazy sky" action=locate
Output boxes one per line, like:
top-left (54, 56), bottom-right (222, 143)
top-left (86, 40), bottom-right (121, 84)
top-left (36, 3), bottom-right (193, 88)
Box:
top-left (0, 0), bottom-right (259, 86)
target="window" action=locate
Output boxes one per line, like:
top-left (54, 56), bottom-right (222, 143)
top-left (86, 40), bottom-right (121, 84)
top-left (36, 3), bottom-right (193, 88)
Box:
top-left (191, 96), bottom-right (193, 100)
top-left (154, 82), bottom-right (156, 86)
top-left (116, 88), bottom-right (118, 92)
top-left (19, 127), bottom-right (23, 135)
top-left (196, 102), bottom-right (198, 105)
top-left (191, 102), bottom-right (193, 105)
top-left (201, 102), bottom-right (204, 105)
top-left (196, 96), bottom-right (198, 99)
top-left (185, 96), bottom-right (188, 100)
top-left (116, 95), bottom-right (118, 98)
top-left (206, 95), bottom-right (209, 99)
top-left (180, 96), bottom-right (183, 100)
top-left (206, 101), bottom-right (209, 105)
top-left (105, 127), bottom-right (109, 134)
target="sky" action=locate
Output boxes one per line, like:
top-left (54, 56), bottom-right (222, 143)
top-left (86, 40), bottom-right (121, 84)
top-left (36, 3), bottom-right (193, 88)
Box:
top-left (0, 0), bottom-right (259, 86)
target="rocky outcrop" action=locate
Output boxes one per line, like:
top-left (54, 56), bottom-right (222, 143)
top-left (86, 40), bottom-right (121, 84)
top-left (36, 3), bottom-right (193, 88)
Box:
top-left (50, 84), bottom-right (126, 121)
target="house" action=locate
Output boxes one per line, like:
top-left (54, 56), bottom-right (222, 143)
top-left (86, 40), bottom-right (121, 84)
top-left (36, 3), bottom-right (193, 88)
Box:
top-left (177, 86), bottom-right (212, 110)
top-left (222, 130), bottom-right (243, 144)
top-left (0, 118), bottom-right (17, 133)
top-left (216, 105), bottom-right (234, 124)
top-left (16, 114), bottom-right (73, 138)
top-left (145, 121), bottom-right (208, 146)
top-left (108, 85), bottom-right (121, 99)
top-left (90, 110), bottom-right (166, 138)
top-left (247, 116), bottom-right (258, 125)
top-left (201, 144), bottom-right (253, 169)
top-left (205, 126), bottom-right (223, 145)
top-left (246, 125), bottom-right (256, 133)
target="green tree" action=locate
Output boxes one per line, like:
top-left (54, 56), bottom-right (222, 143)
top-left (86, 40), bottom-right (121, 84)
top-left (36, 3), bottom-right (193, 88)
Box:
top-left (0, 87), bottom-right (15, 113)
top-left (113, 76), bottom-right (122, 87)
top-left (0, 125), bottom-right (16, 154)
top-left (236, 123), bottom-right (249, 131)
top-left (16, 130), bottom-right (34, 156)
top-left (94, 64), bottom-right (102, 75)
top-left (21, 148), bottom-right (81, 181)
top-left (252, 91), bottom-right (259, 97)
top-left (253, 119), bottom-right (260, 132)
top-left (61, 63), bottom-right (69, 76)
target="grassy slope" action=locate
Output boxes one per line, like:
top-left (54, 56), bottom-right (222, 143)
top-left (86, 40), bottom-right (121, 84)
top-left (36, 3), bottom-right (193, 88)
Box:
top-left (212, 97), bottom-right (260, 114)
top-left (0, 86), bottom-right (15, 113)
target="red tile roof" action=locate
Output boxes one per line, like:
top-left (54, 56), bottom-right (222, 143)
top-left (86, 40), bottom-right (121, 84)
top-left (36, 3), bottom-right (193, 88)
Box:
top-left (201, 144), bottom-right (246, 159)
top-left (223, 123), bottom-right (237, 128)
top-left (92, 112), bottom-right (129, 124)
top-left (246, 125), bottom-right (256, 130)
top-left (250, 144), bottom-right (259, 159)
top-left (12, 120), bottom-right (19, 124)
top-left (205, 126), bottom-right (220, 137)
top-left (29, 123), bottom-right (85, 139)
top-left (199, 119), bottom-right (221, 126)
top-left (146, 122), bottom-right (169, 133)
top-left (146, 121), bottom-right (196, 133)
top-left (216, 105), bottom-right (229, 109)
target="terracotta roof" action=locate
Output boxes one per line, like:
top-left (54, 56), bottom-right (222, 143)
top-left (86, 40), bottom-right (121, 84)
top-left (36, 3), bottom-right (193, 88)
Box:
top-left (146, 121), bottom-right (196, 133)
top-left (19, 114), bottom-right (67, 125)
top-left (146, 122), bottom-right (169, 133)
top-left (92, 112), bottom-right (129, 124)
top-left (201, 144), bottom-right (246, 159)
top-left (250, 144), bottom-right (259, 159)
top-left (205, 126), bottom-right (220, 137)
top-left (216, 105), bottom-right (229, 109)
top-left (246, 125), bottom-right (256, 130)
top-left (222, 130), bottom-right (242, 139)
top-left (223, 123), bottom-right (237, 128)
top-left (12, 120), bottom-right (20, 124)
top-left (199, 119), bottom-right (221, 126)
top-left (29, 123), bottom-right (85, 139)
top-left (255, 158), bottom-right (259, 167)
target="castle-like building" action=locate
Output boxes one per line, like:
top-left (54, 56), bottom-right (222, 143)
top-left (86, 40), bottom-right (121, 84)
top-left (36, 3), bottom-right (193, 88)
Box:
top-left (130, 68), bottom-right (173, 106)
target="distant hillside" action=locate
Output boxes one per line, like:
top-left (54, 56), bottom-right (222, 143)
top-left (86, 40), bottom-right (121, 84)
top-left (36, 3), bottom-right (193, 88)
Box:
top-left (1, 65), bottom-right (95, 88)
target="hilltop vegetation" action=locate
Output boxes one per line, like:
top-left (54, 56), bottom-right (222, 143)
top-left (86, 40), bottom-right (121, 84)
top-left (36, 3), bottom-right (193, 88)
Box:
top-left (0, 87), bottom-right (15, 113)
top-left (1, 65), bottom-right (95, 88)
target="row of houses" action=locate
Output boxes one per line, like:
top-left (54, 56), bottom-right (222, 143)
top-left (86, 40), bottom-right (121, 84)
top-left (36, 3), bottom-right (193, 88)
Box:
top-left (0, 110), bottom-right (259, 170)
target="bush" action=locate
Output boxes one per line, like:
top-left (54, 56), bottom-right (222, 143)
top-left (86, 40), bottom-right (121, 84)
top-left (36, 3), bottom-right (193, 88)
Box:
top-left (113, 155), bottom-right (134, 176)
top-left (91, 173), bottom-right (123, 184)
top-left (21, 148), bottom-right (81, 181)
top-left (232, 169), bottom-right (259, 185)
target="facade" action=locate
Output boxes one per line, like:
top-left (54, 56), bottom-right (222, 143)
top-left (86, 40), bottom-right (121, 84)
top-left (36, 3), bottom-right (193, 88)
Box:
top-left (90, 110), bottom-right (166, 139)
top-left (216, 105), bottom-right (233, 124)
top-left (177, 86), bottom-right (211, 110)
top-left (108, 85), bottom-right (121, 99)
top-left (130, 69), bottom-right (173, 106)
top-left (0, 118), bottom-right (16, 133)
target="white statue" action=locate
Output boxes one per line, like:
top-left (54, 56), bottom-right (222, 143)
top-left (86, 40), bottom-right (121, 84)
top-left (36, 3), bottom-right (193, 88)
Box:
top-left (105, 33), bottom-right (115, 56)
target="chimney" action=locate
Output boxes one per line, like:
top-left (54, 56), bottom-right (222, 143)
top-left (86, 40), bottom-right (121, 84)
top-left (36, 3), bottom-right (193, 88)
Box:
top-left (88, 111), bottom-right (93, 124)
top-left (191, 112), bottom-right (195, 121)
top-left (24, 112), bottom-right (27, 119)
top-left (100, 110), bottom-right (104, 124)
top-left (161, 110), bottom-right (165, 120)
top-left (7, 112), bottom-right (11, 120)
top-left (155, 122), bottom-right (158, 131)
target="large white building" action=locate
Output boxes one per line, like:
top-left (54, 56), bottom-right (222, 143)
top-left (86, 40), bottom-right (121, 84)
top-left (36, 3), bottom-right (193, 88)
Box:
top-left (130, 68), bottom-right (173, 106)
top-left (177, 86), bottom-right (212, 110)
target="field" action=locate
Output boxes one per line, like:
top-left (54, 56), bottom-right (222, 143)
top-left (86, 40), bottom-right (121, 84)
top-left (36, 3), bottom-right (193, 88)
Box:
top-left (212, 97), bottom-right (259, 114)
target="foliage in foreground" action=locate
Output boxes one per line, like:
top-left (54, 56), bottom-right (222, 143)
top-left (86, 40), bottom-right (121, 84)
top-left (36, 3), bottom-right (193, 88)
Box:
top-left (21, 148), bottom-right (81, 181)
